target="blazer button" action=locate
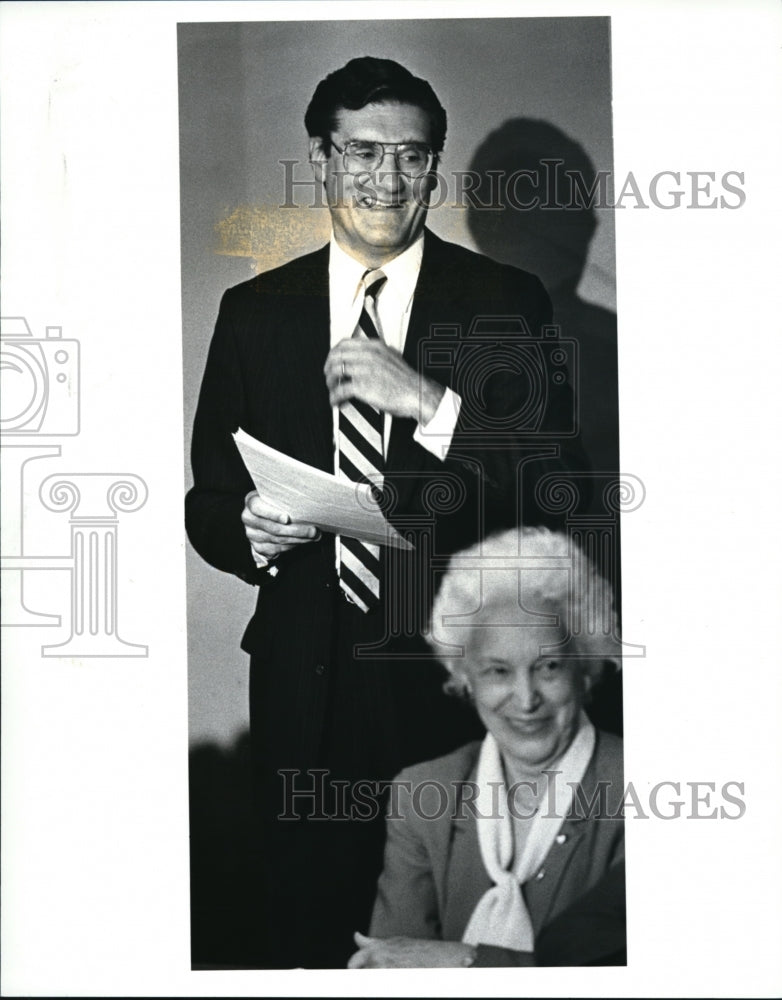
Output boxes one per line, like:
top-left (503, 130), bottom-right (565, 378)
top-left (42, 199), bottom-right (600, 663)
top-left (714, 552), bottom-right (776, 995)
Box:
top-left (555, 833), bottom-right (567, 844)
top-left (315, 663), bottom-right (326, 676)
top-left (535, 868), bottom-right (546, 880)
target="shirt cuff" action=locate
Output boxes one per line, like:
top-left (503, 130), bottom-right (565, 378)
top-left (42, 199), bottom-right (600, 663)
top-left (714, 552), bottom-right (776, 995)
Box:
top-left (413, 386), bottom-right (461, 460)
top-left (252, 550), bottom-right (279, 577)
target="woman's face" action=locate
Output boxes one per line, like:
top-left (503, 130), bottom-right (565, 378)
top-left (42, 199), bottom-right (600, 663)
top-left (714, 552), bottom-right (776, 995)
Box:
top-left (463, 621), bottom-right (589, 775)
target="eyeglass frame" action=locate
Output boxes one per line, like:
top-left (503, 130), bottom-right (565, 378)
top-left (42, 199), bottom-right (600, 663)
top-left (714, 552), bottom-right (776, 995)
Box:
top-left (329, 138), bottom-right (435, 178)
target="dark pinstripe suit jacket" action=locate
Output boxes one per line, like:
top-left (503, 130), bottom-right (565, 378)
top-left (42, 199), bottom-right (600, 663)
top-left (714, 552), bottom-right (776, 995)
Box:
top-left (185, 229), bottom-right (586, 779)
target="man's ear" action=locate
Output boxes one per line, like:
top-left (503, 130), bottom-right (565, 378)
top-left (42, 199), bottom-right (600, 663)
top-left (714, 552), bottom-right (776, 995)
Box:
top-left (309, 137), bottom-right (328, 182)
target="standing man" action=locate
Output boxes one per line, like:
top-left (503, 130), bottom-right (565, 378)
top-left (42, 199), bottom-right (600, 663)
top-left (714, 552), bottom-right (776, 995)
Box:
top-left (186, 56), bottom-right (585, 968)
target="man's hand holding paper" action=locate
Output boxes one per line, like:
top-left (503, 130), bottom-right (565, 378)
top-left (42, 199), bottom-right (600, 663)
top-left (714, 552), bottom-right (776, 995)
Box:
top-left (241, 491), bottom-right (321, 563)
top-left (233, 429), bottom-right (413, 552)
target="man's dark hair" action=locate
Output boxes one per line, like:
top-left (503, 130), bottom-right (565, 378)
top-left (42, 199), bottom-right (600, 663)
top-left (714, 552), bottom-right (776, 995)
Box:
top-left (305, 56), bottom-right (447, 155)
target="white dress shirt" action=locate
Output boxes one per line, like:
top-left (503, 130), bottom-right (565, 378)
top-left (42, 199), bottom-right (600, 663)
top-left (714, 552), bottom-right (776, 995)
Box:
top-left (252, 234), bottom-right (462, 572)
top-left (329, 234), bottom-right (462, 575)
top-left (328, 234), bottom-right (461, 461)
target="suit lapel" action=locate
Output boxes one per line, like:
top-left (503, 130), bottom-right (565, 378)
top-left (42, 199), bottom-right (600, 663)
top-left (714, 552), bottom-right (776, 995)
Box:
top-left (283, 244), bottom-right (333, 473)
top-left (289, 235), bottom-right (461, 492)
top-left (386, 231), bottom-right (458, 511)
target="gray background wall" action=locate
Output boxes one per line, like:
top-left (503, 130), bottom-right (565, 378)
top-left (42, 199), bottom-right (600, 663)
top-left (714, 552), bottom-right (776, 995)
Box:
top-left (178, 17), bottom-right (616, 747)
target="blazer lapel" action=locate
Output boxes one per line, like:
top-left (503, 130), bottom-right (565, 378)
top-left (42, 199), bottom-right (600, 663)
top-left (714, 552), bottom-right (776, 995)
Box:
top-left (284, 244), bottom-right (333, 472)
top-left (289, 235), bottom-right (462, 493)
top-left (519, 744), bottom-right (606, 933)
top-left (439, 759), bottom-right (493, 940)
top-left (386, 231), bottom-right (460, 511)
top-left (441, 744), bottom-right (602, 940)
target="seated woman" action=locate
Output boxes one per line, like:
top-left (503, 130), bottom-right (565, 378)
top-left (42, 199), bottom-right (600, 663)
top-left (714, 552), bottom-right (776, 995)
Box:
top-left (348, 526), bottom-right (625, 968)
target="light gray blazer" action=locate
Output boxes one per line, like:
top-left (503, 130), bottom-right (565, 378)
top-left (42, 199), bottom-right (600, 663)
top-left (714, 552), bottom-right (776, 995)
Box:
top-left (370, 730), bottom-right (625, 958)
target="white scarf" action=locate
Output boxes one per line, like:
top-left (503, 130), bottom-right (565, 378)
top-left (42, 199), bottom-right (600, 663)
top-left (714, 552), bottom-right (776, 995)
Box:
top-left (461, 712), bottom-right (595, 951)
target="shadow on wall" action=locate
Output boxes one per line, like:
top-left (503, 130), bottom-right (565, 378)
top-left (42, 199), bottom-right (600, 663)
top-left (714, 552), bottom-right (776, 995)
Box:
top-left (467, 119), bottom-right (623, 734)
top-left (189, 731), bottom-right (261, 969)
top-left (467, 118), bottom-right (619, 483)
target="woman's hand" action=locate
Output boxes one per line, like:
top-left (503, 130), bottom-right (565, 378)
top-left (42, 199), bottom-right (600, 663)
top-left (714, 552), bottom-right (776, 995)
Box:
top-left (347, 931), bottom-right (476, 968)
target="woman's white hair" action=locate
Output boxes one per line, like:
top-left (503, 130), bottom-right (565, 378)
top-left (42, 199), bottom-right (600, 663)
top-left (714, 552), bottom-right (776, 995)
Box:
top-left (427, 526), bottom-right (620, 695)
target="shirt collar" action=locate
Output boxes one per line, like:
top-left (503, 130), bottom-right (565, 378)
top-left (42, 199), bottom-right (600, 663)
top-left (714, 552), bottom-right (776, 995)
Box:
top-left (328, 233), bottom-right (424, 309)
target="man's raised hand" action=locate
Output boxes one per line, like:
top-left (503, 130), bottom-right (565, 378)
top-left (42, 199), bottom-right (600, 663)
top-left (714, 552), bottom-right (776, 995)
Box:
top-left (324, 338), bottom-right (444, 423)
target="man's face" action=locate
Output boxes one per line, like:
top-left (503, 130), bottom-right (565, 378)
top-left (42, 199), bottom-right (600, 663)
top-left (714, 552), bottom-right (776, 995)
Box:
top-left (310, 101), bottom-right (436, 266)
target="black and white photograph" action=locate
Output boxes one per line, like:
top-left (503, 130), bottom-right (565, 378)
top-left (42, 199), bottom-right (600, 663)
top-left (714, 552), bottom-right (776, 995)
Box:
top-left (180, 17), bottom-right (624, 972)
top-left (2, 1), bottom-right (781, 996)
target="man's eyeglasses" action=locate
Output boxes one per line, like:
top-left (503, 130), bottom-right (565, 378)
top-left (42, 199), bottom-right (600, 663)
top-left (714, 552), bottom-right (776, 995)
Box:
top-left (331, 139), bottom-right (434, 178)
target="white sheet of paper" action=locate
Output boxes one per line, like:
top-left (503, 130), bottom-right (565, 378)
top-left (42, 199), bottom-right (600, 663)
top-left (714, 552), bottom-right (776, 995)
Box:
top-left (233, 428), bottom-right (413, 551)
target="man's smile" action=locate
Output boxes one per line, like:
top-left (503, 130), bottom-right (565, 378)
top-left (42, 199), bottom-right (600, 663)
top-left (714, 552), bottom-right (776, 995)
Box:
top-left (355, 195), bottom-right (406, 208)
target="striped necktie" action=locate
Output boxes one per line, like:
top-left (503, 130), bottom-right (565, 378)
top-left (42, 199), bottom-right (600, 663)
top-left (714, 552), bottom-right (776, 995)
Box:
top-left (338, 269), bottom-right (387, 612)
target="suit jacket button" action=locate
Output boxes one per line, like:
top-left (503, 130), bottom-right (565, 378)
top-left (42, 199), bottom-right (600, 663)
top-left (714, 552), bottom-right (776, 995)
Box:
top-left (555, 833), bottom-right (567, 844)
top-left (315, 663), bottom-right (326, 676)
top-left (535, 868), bottom-right (546, 880)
